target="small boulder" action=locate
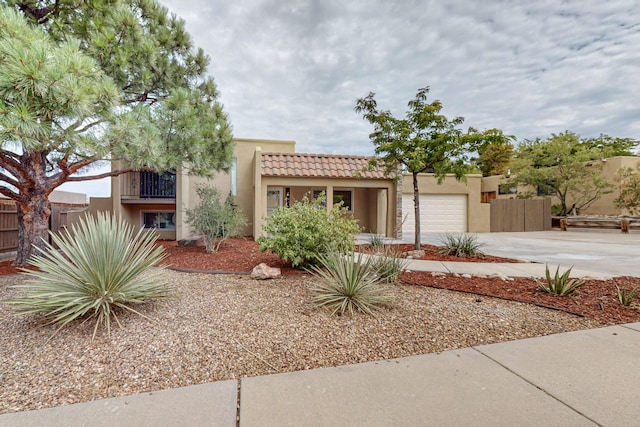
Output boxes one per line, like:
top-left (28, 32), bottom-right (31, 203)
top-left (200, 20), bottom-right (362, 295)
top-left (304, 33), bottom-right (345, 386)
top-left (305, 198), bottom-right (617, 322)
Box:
top-left (178, 235), bottom-right (207, 247)
top-left (461, 273), bottom-right (472, 279)
top-left (403, 250), bottom-right (425, 259)
top-left (251, 263), bottom-right (281, 280)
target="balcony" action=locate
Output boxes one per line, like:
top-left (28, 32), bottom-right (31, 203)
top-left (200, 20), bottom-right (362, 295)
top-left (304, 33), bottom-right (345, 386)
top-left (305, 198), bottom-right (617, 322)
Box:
top-left (121, 170), bottom-right (176, 203)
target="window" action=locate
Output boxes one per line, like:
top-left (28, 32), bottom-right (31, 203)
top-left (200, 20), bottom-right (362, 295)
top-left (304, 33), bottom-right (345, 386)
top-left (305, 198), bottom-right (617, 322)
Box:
top-left (498, 184), bottom-right (517, 195)
top-left (142, 211), bottom-right (176, 229)
top-left (230, 157), bottom-right (237, 196)
top-left (333, 189), bottom-right (353, 211)
top-left (312, 189), bottom-right (353, 211)
top-left (481, 191), bottom-right (497, 203)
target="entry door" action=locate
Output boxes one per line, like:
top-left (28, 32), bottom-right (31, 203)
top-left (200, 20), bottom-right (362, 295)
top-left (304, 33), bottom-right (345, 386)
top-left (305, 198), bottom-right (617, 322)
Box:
top-left (267, 186), bottom-right (283, 217)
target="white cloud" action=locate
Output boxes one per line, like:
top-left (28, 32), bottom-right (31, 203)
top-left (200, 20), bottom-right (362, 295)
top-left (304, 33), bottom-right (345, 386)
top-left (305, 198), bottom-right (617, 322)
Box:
top-left (70, 0), bottom-right (640, 196)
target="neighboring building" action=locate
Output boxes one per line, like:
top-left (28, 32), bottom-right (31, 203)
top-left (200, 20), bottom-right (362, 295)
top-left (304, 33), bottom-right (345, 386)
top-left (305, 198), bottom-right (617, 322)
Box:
top-left (0, 190), bottom-right (88, 254)
top-left (481, 156), bottom-right (640, 216)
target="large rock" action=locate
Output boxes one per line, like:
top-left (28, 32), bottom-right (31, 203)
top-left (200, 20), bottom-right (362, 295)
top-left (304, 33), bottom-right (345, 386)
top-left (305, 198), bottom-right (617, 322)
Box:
top-left (251, 263), bottom-right (281, 280)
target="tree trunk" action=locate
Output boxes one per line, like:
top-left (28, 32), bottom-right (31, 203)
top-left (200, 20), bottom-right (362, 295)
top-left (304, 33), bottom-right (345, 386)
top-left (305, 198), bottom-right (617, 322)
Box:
top-left (12, 151), bottom-right (54, 266)
top-left (14, 194), bottom-right (51, 266)
top-left (413, 172), bottom-right (421, 250)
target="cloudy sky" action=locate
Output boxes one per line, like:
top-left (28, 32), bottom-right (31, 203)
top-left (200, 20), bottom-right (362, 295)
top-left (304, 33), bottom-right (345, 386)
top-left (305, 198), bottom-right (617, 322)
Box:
top-left (61, 0), bottom-right (640, 196)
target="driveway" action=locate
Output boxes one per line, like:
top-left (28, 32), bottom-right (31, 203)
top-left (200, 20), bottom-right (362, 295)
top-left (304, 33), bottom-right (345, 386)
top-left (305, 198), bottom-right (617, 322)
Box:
top-left (414, 230), bottom-right (640, 278)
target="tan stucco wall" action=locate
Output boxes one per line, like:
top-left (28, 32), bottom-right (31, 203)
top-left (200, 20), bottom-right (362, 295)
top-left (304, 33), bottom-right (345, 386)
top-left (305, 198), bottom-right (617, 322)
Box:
top-left (234, 139), bottom-right (295, 236)
top-left (402, 173), bottom-right (490, 233)
top-left (176, 171), bottom-right (229, 240)
top-left (48, 190), bottom-right (88, 205)
top-left (578, 156), bottom-right (640, 215)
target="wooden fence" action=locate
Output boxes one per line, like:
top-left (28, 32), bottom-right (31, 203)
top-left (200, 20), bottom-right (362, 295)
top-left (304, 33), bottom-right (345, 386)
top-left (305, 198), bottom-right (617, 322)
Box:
top-left (0, 201), bottom-right (82, 254)
top-left (490, 198), bottom-right (552, 232)
top-left (0, 201), bottom-right (18, 253)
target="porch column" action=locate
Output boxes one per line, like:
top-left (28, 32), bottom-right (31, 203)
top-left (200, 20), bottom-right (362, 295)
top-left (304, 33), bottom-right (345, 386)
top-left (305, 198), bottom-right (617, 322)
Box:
top-left (253, 147), bottom-right (263, 239)
top-left (377, 189), bottom-right (387, 236)
top-left (325, 185), bottom-right (334, 213)
top-left (176, 166), bottom-right (190, 241)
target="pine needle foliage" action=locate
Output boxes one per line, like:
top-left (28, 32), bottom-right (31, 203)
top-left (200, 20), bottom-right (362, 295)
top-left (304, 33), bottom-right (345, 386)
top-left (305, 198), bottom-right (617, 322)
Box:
top-left (3, 212), bottom-right (170, 340)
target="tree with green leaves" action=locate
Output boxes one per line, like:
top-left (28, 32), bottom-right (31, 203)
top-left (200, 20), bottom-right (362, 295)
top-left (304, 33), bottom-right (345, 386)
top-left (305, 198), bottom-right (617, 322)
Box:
top-left (474, 130), bottom-right (515, 176)
top-left (0, 2), bottom-right (233, 265)
top-left (510, 131), bottom-right (636, 215)
top-left (614, 163), bottom-right (640, 215)
top-left (355, 86), bottom-right (509, 249)
top-left (185, 185), bottom-right (246, 253)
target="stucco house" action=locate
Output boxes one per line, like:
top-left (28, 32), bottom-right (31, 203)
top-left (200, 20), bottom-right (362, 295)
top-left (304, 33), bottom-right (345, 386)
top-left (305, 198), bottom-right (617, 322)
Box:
top-left (85, 138), bottom-right (495, 241)
top-left (481, 156), bottom-right (640, 216)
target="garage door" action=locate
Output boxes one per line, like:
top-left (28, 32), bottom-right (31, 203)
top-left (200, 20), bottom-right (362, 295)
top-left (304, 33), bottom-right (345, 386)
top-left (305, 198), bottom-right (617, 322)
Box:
top-left (402, 194), bottom-right (467, 235)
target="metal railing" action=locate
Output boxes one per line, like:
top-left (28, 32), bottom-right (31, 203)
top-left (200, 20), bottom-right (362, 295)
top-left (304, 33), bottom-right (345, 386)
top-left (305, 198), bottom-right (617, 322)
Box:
top-left (121, 171), bottom-right (176, 199)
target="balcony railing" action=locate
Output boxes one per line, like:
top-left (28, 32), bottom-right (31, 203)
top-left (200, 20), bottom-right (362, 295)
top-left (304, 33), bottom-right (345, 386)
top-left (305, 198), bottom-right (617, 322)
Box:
top-left (121, 170), bottom-right (176, 199)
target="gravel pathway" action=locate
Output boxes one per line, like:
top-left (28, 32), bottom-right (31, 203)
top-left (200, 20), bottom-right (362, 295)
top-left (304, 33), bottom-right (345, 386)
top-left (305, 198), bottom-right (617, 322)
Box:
top-left (0, 271), bottom-right (600, 414)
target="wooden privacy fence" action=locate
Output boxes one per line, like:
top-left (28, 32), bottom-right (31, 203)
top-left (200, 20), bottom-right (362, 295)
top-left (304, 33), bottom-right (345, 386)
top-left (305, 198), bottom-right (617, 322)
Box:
top-left (490, 198), bottom-right (552, 232)
top-left (0, 201), bottom-right (18, 253)
top-left (0, 202), bottom-right (81, 253)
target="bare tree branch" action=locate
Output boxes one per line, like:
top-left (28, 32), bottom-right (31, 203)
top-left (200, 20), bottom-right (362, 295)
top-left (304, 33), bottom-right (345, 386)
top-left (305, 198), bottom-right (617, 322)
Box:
top-left (0, 180), bottom-right (19, 200)
top-left (65, 167), bottom-right (137, 182)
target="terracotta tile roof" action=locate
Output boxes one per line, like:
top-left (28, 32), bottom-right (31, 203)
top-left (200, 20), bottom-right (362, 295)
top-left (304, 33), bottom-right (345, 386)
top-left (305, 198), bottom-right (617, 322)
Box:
top-left (261, 153), bottom-right (389, 179)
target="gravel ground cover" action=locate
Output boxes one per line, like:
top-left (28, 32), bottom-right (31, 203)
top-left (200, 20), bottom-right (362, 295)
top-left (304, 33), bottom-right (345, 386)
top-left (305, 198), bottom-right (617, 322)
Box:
top-left (0, 271), bottom-right (599, 415)
top-left (2, 237), bottom-right (638, 415)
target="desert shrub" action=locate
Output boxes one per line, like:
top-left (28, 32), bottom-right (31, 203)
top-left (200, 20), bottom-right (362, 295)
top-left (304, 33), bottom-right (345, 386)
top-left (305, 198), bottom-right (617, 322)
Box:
top-left (309, 250), bottom-right (393, 315)
top-left (258, 194), bottom-right (361, 268)
top-left (185, 184), bottom-right (247, 253)
top-left (437, 233), bottom-right (485, 257)
top-left (616, 285), bottom-right (638, 306)
top-left (3, 212), bottom-right (170, 340)
top-left (369, 246), bottom-right (408, 283)
top-left (535, 264), bottom-right (586, 296)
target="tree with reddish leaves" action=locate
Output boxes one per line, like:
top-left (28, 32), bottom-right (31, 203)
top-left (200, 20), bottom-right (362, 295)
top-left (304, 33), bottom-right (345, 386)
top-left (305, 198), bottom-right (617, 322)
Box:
top-left (0, 2), bottom-right (233, 265)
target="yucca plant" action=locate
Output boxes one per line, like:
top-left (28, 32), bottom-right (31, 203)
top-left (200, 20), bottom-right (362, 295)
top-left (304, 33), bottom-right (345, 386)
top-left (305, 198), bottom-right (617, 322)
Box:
top-left (437, 233), bottom-right (485, 257)
top-left (3, 212), bottom-right (170, 340)
top-left (369, 246), bottom-right (408, 284)
top-left (535, 264), bottom-right (586, 296)
top-left (616, 285), bottom-right (638, 307)
top-left (367, 234), bottom-right (386, 251)
top-left (309, 251), bottom-right (393, 316)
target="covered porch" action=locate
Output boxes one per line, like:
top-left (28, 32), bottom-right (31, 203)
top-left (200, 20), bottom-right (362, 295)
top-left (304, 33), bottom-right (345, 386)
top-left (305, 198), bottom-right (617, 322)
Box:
top-left (253, 150), bottom-right (400, 238)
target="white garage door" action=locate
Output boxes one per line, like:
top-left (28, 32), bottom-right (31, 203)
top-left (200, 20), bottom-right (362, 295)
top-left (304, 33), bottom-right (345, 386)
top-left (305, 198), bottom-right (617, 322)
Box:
top-left (402, 194), bottom-right (467, 235)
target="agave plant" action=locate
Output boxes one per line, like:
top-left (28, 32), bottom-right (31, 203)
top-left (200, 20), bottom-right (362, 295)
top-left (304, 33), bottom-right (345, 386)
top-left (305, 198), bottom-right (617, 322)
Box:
top-left (616, 285), bottom-right (638, 307)
top-left (4, 212), bottom-right (170, 340)
top-left (437, 233), bottom-right (485, 257)
top-left (309, 250), bottom-right (393, 316)
top-left (535, 264), bottom-right (586, 296)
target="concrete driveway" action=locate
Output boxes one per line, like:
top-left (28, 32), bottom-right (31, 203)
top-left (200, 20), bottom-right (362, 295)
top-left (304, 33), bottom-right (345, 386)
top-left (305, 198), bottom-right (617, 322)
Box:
top-left (414, 230), bottom-right (640, 278)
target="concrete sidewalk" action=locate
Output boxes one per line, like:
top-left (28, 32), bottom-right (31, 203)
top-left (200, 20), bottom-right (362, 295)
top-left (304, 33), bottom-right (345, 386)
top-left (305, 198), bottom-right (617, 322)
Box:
top-left (3, 323), bottom-right (639, 426)
top-left (402, 258), bottom-right (613, 280)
